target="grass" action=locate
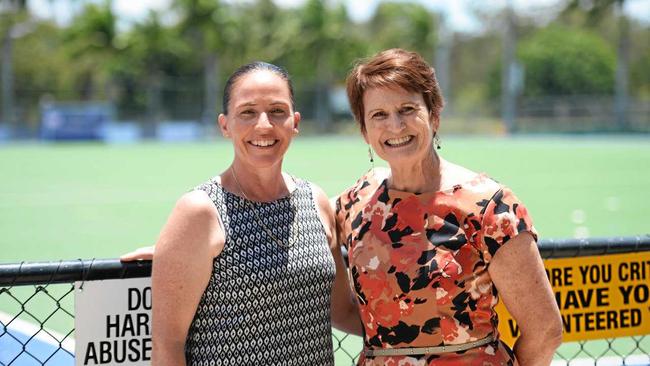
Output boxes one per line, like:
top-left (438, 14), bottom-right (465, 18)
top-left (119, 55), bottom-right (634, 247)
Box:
top-left (1, 135), bottom-right (649, 363)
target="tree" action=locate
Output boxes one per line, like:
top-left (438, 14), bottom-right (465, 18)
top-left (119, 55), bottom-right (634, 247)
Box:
top-left (62, 1), bottom-right (118, 100)
top-left (12, 20), bottom-right (69, 126)
top-left (563, 0), bottom-right (630, 128)
top-left (173, 0), bottom-right (247, 124)
top-left (285, 0), bottom-right (360, 130)
top-left (368, 2), bottom-right (436, 59)
top-left (517, 26), bottom-right (615, 97)
top-left (1, 0), bottom-right (30, 124)
top-left (120, 11), bottom-right (189, 123)
top-left (630, 47), bottom-right (650, 99)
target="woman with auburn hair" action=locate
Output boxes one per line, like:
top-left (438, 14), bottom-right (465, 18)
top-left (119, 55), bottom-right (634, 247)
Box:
top-left (336, 48), bottom-right (562, 365)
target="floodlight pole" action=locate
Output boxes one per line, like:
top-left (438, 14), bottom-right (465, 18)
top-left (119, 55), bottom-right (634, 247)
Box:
top-left (614, 0), bottom-right (629, 131)
top-left (501, 0), bottom-right (518, 134)
top-left (203, 52), bottom-right (218, 126)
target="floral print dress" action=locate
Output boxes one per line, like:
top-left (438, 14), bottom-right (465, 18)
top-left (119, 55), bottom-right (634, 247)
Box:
top-left (335, 168), bottom-right (537, 366)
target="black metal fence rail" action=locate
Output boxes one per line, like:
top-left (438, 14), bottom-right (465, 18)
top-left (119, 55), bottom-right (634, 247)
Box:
top-left (0, 259), bottom-right (152, 287)
top-left (1, 235), bottom-right (649, 365)
top-left (539, 235), bottom-right (650, 259)
top-left (2, 235), bottom-right (649, 287)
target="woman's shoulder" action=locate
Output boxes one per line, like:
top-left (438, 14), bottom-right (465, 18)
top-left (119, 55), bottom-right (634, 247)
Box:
top-left (156, 190), bottom-right (224, 259)
top-left (442, 161), bottom-right (502, 197)
top-left (192, 175), bottom-right (223, 200)
top-left (335, 168), bottom-right (386, 214)
top-left (461, 173), bottom-right (503, 198)
top-left (342, 167), bottom-right (387, 194)
top-left (453, 172), bottom-right (532, 227)
top-left (175, 190), bottom-right (219, 220)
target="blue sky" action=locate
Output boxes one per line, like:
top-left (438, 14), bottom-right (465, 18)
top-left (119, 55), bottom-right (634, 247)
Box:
top-left (29, 0), bottom-right (650, 34)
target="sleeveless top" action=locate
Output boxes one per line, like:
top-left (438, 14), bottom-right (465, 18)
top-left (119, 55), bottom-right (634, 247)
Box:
top-left (184, 176), bottom-right (336, 366)
top-left (336, 168), bottom-right (537, 366)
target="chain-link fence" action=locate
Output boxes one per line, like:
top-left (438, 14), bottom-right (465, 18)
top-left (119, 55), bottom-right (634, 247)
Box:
top-left (517, 95), bottom-right (650, 133)
top-left (4, 83), bottom-right (650, 139)
top-left (1, 236), bottom-right (649, 366)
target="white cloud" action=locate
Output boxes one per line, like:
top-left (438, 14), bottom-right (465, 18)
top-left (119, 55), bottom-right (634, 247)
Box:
top-left (274, 0), bottom-right (307, 8)
top-left (346, 0), bottom-right (378, 23)
top-left (625, 0), bottom-right (650, 24)
top-left (113, 0), bottom-right (172, 20)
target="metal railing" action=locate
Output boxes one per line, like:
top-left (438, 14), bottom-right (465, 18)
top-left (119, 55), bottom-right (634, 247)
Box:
top-left (1, 235), bottom-right (649, 365)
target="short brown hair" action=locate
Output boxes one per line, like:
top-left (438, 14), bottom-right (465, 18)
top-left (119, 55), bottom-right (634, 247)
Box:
top-left (346, 48), bottom-right (444, 132)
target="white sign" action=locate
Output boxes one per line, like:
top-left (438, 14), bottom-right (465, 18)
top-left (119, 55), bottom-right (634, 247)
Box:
top-left (75, 277), bottom-right (152, 366)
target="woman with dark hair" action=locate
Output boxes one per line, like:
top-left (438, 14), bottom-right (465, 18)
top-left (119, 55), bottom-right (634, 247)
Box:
top-left (134, 61), bottom-right (359, 365)
top-left (337, 48), bottom-right (562, 365)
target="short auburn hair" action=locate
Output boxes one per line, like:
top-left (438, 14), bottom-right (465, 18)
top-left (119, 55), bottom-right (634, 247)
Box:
top-left (346, 48), bottom-right (444, 132)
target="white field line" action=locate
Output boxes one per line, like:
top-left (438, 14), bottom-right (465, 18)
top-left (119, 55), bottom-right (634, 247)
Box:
top-left (0, 311), bottom-right (75, 353)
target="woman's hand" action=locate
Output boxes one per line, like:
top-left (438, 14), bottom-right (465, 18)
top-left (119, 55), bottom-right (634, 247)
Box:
top-left (120, 246), bottom-right (155, 261)
top-left (489, 232), bottom-right (563, 366)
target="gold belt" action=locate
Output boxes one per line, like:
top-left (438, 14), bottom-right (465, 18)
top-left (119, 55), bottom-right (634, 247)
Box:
top-left (364, 334), bottom-right (496, 357)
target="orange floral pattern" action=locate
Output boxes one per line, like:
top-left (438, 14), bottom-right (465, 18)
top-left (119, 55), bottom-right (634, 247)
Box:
top-left (335, 168), bottom-right (537, 365)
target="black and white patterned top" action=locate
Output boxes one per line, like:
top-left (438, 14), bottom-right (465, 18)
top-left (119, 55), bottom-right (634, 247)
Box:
top-left (184, 177), bottom-right (336, 366)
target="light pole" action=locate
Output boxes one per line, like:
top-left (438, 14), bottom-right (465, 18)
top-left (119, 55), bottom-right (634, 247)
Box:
top-left (501, 0), bottom-right (518, 134)
top-left (614, 0), bottom-right (629, 131)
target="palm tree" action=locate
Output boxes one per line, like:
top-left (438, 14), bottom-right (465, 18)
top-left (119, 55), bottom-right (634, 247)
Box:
top-left (126, 11), bottom-right (187, 123)
top-left (300, 0), bottom-right (335, 131)
top-left (62, 0), bottom-right (118, 100)
top-left (172, 0), bottom-right (228, 125)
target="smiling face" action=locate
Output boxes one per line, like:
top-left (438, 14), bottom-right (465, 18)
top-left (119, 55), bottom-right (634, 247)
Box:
top-left (362, 86), bottom-right (438, 166)
top-left (218, 70), bottom-right (300, 169)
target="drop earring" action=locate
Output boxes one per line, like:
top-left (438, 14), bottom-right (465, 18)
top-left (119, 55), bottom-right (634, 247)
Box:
top-left (433, 132), bottom-right (441, 150)
top-left (368, 146), bottom-right (375, 168)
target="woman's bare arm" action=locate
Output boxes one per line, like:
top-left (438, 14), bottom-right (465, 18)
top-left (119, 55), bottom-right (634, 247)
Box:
top-left (150, 190), bottom-right (224, 366)
top-left (489, 232), bottom-right (562, 366)
top-left (311, 185), bottom-right (362, 335)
